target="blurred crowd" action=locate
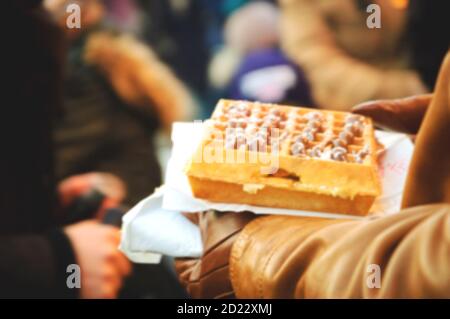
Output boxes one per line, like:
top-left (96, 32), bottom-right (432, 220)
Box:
top-left (0, 0), bottom-right (448, 298)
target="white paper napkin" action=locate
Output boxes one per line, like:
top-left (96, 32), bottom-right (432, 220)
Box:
top-left (119, 187), bottom-right (202, 263)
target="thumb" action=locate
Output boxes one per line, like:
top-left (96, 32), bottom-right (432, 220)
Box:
top-left (352, 94), bottom-right (432, 134)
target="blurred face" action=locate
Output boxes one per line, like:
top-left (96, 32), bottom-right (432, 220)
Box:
top-left (44, 0), bottom-right (105, 39)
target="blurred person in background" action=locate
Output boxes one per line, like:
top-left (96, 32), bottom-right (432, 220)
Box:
top-left (139, 0), bottom-right (302, 117)
top-left (43, 0), bottom-right (193, 298)
top-left (278, 0), bottom-right (428, 110)
top-left (45, 0), bottom-right (195, 206)
top-left (221, 1), bottom-right (314, 106)
top-left (0, 0), bottom-right (131, 298)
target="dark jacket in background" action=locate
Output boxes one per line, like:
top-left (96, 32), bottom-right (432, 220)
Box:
top-left (54, 33), bottom-right (162, 206)
top-left (0, 1), bottom-right (77, 298)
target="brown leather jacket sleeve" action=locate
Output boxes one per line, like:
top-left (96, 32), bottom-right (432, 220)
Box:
top-left (401, 52), bottom-right (450, 208)
top-left (230, 205), bottom-right (450, 298)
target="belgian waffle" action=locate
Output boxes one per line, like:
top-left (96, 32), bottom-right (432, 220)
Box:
top-left (185, 100), bottom-right (381, 216)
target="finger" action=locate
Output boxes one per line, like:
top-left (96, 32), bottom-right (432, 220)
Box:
top-left (353, 101), bottom-right (403, 131)
top-left (93, 173), bottom-right (127, 202)
top-left (104, 272), bottom-right (123, 295)
top-left (82, 269), bottom-right (120, 299)
top-left (352, 96), bottom-right (431, 134)
top-left (103, 229), bottom-right (132, 277)
top-left (58, 174), bottom-right (94, 206)
top-left (101, 282), bottom-right (120, 299)
top-left (103, 226), bottom-right (121, 245)
top-left (99, 265), bottom-right (123, 298)
top-left (352, 99), bottom-right (395, 118)
top-left (111, 251), bottom-right (132, 277)
top-left (352, 94), bottom-right (432, 113)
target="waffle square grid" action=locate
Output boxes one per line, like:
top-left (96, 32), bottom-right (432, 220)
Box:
top-left (207, 100), bottom-right (374, 165)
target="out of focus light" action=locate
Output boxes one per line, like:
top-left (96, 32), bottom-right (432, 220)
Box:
top-left (390, 0), bottom-right (409, 10)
